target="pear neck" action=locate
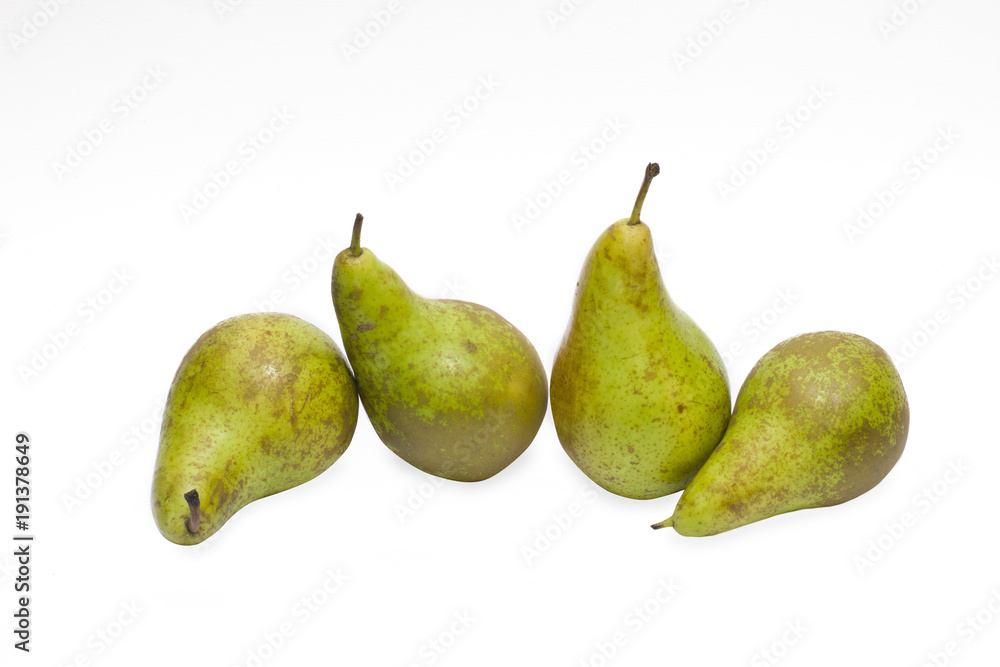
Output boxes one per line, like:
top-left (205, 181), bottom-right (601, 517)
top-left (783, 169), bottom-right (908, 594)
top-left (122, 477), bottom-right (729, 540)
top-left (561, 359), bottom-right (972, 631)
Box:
top-left (337, 255), bottom-right (418, 336)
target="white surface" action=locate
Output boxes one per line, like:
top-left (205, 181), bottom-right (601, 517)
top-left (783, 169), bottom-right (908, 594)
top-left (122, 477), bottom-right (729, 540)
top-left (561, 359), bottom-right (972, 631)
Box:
top-left (2, 1), bottom-right (999, 665)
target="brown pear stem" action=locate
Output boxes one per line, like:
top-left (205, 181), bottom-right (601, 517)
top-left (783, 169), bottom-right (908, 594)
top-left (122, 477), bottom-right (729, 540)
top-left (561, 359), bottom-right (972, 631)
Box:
top-left (350, 213), bottom-right (364, 257)
top-left (184, 489), bottom-right (200, 534)
top-left (629, 163), bottom-right (660, 226)
top-left (650, 516), bottom-right (673, 530)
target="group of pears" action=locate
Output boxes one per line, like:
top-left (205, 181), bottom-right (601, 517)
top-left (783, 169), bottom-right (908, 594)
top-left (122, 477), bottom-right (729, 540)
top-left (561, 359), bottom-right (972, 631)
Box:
top-left (151, 163), bottom-right (910, 545)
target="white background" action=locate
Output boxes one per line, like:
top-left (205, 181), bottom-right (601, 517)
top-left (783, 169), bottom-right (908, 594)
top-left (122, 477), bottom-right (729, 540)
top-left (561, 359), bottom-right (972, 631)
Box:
top-left (2, 1), bottom-right (999, 665)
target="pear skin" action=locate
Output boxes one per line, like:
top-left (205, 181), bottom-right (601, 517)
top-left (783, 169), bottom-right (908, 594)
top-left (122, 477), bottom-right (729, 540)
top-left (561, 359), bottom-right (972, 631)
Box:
top-left (551, 164), bottom-right (731, 500)
top-left (332, 215), bottom-right (548, 482)
top-left (151, 313), bottom-right (358, 545)
top-left (654, 331), bottom-right (909, 536)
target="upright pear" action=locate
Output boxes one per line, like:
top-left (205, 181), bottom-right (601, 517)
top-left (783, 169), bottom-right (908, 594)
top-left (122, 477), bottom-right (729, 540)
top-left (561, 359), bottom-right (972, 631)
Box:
top-left (654, 331), bottom-right (910, 536)
top-left (151, 313), bottom-right (358, 545)
top-left (332, 214), bottom-right (548, 482)
top-left (550, 163), bottom-right (731, 500)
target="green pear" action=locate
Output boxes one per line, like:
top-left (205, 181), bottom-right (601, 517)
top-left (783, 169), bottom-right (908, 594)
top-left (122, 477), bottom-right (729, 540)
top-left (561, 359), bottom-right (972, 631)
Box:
top-left (331, 214), bottom-right (548, 482)
top-left (653, 331), bottom-right (909, 536)
top-left (550, 163), bottom-right (731, 500)
top-left (151, 313), bottom-right (358, 545)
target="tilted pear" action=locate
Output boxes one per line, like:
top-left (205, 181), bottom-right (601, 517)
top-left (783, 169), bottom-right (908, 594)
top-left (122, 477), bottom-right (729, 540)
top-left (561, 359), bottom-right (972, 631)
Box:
top-left (550, 163), bottom-right (731, 499)
top-left (653, 331), bottom-right (910, 536)
top-left (151, 313), bottom-right (358, 545)
top-left (332, 214), bottom-right (548, 482)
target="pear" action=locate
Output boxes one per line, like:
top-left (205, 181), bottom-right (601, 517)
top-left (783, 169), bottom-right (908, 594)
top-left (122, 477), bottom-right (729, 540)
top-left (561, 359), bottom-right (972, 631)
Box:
top-left (151, 313), bottom-right (358, 545)
top-left (550, 163), bottom-right (731, 500)
top-left (332, 214), bottom-right (548, 482)
top-left (653, 331), bottom-right (909, 536)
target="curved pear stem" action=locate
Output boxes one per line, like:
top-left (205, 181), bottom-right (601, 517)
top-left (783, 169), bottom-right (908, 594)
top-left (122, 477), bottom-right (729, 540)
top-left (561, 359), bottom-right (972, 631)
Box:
top-left (350, 213), bottom-right (364, 257)
top-left (650, 516), bottom-right (673, 530)
top-left (184, 489), bottom-right (201, 534)
top-left (629, 162), bottom-right (660, 226)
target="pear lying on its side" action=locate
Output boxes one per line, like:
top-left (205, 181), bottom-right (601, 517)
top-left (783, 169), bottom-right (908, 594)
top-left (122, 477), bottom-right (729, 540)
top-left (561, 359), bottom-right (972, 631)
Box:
top-left (151, 313), bottom-right (358, 545)
top-left (654, 331), bottom-right (909, 537)
top-left (332, 214), bottom-right (548, 482)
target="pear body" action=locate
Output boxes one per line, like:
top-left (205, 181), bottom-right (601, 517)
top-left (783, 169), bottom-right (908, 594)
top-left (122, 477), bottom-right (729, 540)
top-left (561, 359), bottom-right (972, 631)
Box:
top-left (332, 245), bottom-right (547, 482)
top-left (661, 331), bottom-right (909, 536)
top-left (151, 313), bottom-right (358, 545)
top-left (551, 219), bottom-right (731, 499)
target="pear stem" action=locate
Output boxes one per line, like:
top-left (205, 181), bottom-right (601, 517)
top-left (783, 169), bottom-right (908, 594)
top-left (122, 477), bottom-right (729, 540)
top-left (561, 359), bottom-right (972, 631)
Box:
top-left (650, 516), bottom-right (673, 530)
top-left (184, 489), bottom-right (200, 534)
top-left (629, 162), bottom-right (660, 226)
top-left (350, 213), bottom-right (364, 257)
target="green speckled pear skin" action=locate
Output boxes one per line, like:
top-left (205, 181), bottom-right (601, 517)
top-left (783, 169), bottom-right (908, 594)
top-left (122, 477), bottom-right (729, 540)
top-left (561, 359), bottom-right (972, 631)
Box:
top-left (151, 313), bottom-right (358, 545)
top-left (332, 215), bottom-right (548, 482)
top-left (550, 164), bottom-right (731, 500)
top-left (656, 331), bottom-right (910, 537)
